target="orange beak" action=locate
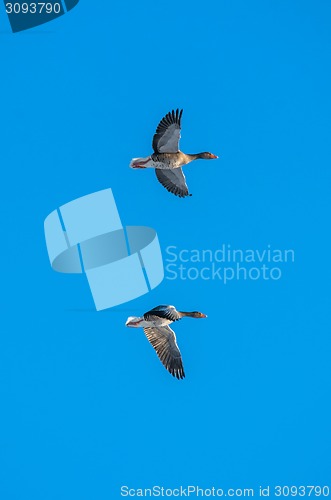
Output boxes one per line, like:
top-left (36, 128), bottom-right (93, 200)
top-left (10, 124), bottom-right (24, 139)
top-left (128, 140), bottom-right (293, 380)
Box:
top-left (210, 154), bottom-right (218, 159)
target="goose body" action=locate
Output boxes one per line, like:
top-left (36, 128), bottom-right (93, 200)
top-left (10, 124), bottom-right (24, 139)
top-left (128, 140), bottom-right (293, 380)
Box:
top-left (130, 109), bottom-right (218, 197)
top-left (126, 305), bottom-right (207, 379)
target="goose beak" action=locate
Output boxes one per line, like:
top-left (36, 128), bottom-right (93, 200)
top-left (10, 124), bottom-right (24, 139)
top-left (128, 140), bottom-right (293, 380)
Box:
top-left (200, 313), bottom-right (207, 318)
top-left (210, 154), bottom-right (218, 159)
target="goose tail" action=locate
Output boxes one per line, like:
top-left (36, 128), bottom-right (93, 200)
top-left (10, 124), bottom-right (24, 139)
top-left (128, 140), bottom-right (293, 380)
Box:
top-left (130, 156), bottom-right (153, 169)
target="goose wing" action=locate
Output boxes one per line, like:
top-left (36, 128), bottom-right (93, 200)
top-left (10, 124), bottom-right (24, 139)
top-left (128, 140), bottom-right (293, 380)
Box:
top-left (152, 109), bottom-right (183, 153)
top-left (144, 305), bottom-right (181, 323)
top-left (155, 168), bottom-right (190, 198)
top-left (143, 325), bottom-right (185, 379)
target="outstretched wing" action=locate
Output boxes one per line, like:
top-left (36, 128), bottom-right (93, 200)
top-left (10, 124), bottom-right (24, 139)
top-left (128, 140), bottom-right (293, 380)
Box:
top-left (144, 305), bottom-right (181, 323)
top-left (152, 109), bottom-right (183, 153)
top-left (143, 325), bottom-right (185, 379)
top-left (155, 168), bottom-right (190, 198)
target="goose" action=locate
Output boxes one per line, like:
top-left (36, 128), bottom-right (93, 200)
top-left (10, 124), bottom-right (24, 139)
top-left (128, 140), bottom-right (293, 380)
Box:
top-left (125, 304), bottom-right (207, 379)
top-left (130, 109), bottom-right (218, 198)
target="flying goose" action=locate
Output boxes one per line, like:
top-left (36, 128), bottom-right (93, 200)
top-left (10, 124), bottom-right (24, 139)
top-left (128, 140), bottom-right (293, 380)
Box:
top-left (125, 304), bottom-right (207, 379)
top-left (130, 109), bottom-right (218, 197)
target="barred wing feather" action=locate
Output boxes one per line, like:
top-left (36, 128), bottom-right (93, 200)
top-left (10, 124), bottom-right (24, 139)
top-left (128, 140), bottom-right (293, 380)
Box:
top-left (155, 168), bottom-right (190, 198)
top-left (152, 109), bottom-right (183, 153)
top-left (144, 305), bottom-right (182, 323)
top-left (143, 325), bottom-right (185, 379)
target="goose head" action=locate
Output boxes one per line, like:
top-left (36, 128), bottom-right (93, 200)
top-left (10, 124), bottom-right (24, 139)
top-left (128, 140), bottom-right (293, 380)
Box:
top-left (191, 311), bottom-right (207, 318)
top-left (197, 152), bottom-right (218, 160)
top-left (181, 311), bottom-right (207, 318)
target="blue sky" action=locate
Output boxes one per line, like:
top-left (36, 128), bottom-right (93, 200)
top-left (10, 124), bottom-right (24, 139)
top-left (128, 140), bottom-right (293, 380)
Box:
top-left (0, 1), bottom-right (330, 498)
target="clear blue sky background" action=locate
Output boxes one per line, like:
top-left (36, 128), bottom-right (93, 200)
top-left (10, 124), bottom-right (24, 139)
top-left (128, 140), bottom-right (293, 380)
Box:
top-left (0, 1), bottom-right (330, 498)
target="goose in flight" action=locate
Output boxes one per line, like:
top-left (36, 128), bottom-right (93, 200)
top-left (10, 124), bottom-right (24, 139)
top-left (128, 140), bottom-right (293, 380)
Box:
top-left (130, 109), bottom-right (218, 198)
top-left (126, 305), bottom-right (207, 379)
